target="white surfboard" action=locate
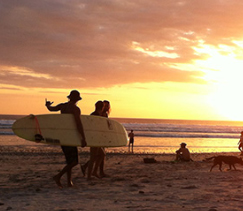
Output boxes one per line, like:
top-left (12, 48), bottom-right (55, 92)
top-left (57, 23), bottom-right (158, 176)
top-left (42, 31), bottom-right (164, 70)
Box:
top-left (12, 114), bottom-right (128, 147)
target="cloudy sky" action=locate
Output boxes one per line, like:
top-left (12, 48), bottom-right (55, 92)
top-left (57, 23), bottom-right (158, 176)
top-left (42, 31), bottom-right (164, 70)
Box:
top-left (1, 0), bottom-right (243, 120)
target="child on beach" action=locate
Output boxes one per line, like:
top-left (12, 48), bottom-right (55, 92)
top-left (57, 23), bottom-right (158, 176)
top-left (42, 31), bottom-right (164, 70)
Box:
top-left (175, 142), bottom-right (191, 162)
top-left (238, 131), bottom-right (243, 155)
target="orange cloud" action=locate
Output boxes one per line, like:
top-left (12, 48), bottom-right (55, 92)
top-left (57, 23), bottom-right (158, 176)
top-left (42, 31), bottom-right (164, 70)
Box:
top-left (1, 0), bottom-right (243, 91)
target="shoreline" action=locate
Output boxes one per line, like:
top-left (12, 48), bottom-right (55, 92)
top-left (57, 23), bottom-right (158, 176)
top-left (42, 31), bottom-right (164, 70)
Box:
top-left (0, 134), bottom-right (240, 155)
top-left (0, 144), bottom-right (240, 156)
top-left (0, 143), bottom-right (241, 156)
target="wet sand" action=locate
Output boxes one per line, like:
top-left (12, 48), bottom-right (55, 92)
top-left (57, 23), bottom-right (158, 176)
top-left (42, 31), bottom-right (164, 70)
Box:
top-left (1, 145), bottom-right (243, 211)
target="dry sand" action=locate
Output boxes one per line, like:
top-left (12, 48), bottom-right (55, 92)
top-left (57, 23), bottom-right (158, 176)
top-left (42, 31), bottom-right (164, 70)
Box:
top-left (1, 146), bottom-right (243, 211)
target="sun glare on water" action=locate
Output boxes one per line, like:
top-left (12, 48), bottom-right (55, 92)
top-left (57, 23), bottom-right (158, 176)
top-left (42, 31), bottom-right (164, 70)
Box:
top-left (195, 42), bottom-right (243, 121)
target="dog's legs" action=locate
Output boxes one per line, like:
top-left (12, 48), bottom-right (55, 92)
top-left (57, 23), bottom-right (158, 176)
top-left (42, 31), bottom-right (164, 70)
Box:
top-left (228, 164), bottom-right (232, 170)
top-left (227, 164), bottom-right (232, 171)
top-left (210, 164), bottom-right (217, 172)
top-left (232, 164), bottom-right (236, 170)
top-left (219, 163), bottom-right (222, 171)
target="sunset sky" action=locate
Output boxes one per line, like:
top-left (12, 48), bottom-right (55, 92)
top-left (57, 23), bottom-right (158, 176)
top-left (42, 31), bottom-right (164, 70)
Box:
top-left (1, 0), bottom-right (243, 120)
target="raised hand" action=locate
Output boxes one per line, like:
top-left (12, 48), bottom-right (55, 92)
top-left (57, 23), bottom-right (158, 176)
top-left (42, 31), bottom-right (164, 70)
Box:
top-left (45, 98), bottom-right (54, 107)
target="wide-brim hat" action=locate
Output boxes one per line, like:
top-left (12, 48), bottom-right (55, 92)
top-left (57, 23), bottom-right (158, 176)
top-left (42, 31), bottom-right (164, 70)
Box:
top-left (180, 142), bottom-right (187, 146)
top-left (67, 90), bottom-right (82, 101)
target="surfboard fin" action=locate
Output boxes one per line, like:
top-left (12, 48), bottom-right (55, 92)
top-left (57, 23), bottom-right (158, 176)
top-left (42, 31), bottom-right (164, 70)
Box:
top-left (35, 134), bottom-right (44, 142)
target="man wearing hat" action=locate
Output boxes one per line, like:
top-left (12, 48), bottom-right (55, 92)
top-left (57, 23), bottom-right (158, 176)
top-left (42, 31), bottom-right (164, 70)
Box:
top-left (175, 142), bottom-right (191, 162)
top-left (45, 90), bottom-right (86, 188)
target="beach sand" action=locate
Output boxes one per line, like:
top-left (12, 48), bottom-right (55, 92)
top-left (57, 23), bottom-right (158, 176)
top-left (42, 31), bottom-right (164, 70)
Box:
top-left (1, 145), bottom-right (243, 211)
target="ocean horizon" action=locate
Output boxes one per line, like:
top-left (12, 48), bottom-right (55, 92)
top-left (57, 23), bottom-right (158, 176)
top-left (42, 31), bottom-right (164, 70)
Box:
top-left (1, 114), bottom-right (243, 154)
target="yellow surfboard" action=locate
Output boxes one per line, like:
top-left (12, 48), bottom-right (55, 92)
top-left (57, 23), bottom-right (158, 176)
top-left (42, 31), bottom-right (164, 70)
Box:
top-left (12, 114), bottom-right (128, 147)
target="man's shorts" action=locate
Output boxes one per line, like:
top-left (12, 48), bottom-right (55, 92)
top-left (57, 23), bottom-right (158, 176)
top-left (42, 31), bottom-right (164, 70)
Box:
top-left (61, 146), bottom-right (79, 164)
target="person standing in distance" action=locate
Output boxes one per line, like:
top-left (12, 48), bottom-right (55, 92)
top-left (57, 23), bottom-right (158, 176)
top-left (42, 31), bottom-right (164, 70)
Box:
top-left (128, 130), bottom-right (134, 153)
top-left (238, 131), bottom-right (243, 155)
top-left (45, 90), bottom-right (86, 188)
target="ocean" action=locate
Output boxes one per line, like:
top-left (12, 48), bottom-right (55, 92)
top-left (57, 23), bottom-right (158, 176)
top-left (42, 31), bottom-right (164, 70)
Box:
top-left (1, 114), bottom-right (243, 154)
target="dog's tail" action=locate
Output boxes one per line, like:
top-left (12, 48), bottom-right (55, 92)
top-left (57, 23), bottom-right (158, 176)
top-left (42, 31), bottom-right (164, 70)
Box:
top-left (203, 156), bottom-right (215, 162)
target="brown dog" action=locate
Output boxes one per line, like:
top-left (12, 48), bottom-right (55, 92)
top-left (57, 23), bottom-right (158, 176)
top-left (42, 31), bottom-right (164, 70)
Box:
top-left (205, 156), bottom-right (243, 171)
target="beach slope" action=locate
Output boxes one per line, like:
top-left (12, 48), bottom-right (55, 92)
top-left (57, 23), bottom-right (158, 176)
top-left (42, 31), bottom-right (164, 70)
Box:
top-left (1, 146), bottom-right (243, 211)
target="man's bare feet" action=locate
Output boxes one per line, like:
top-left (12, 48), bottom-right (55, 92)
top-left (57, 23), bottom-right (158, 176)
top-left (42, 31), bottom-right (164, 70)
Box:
top-left (92, 173), bottom-right (101, 179)
top-left (53, 175), bottom-right (63, 189)
top-left (100, 173), bottom-right (109, 178)
top-left (67, 181), bottom-right (74, 187)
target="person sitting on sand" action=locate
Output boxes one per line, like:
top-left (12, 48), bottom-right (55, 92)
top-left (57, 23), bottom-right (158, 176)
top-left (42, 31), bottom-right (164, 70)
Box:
top-left (45, 90), bottom-right (86, 188)
top-left (175, 142), bottom-right (191, 162)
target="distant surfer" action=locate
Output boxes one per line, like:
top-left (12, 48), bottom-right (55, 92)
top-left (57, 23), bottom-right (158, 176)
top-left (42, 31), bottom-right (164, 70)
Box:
top-left (128, 130), bottom-right (134, 153)
top-left (175, 142), bottom-right (192, 162)
top-left (45, 90), bottom-right (86, 188)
